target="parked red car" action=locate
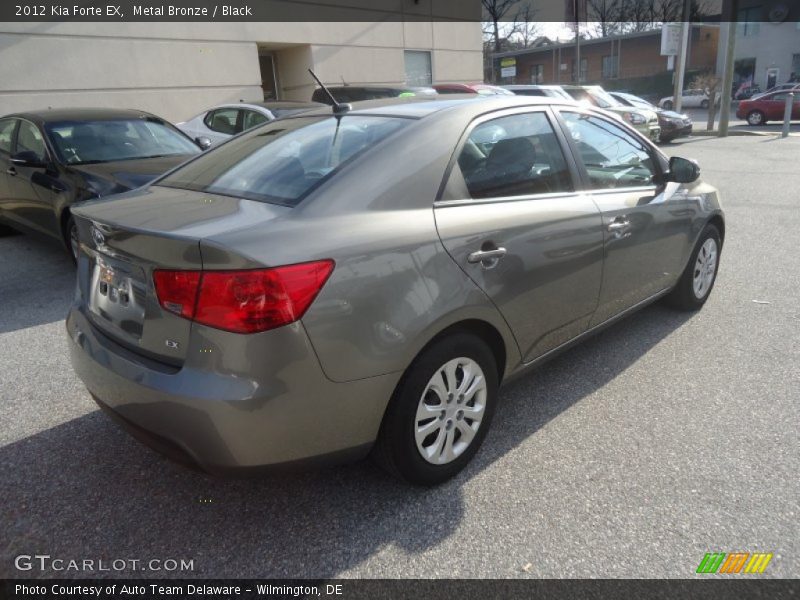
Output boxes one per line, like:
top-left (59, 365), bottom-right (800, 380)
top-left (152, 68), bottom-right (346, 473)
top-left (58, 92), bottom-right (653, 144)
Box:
top-left (433, 83), bottom-right (514, 96)
top-left (736, 90), bottom-right (800, 126)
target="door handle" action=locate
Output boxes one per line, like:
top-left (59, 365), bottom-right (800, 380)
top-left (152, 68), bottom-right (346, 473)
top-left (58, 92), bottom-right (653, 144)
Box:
top-left (467, 247), bottom-right (507, 264)
top-left (607, 221), bottom-right (630, 231)
top-left (6, 167), bottom-right (17, 176)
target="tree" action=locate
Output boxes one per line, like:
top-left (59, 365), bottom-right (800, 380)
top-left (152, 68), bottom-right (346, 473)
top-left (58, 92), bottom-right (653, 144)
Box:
top-left (482, 0), bottom-right (522, 81)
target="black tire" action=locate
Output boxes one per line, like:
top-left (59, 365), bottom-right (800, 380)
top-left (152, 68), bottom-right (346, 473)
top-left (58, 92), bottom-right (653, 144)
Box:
top-left (665, 224), bottom-right (722, 311)
top-left (373, 332), bottom-right (499, 486)
top-left (700, 99), bottom-right (709, 109)
top-left (663, 100), bottom-right (673, 110)
top-left (64, 215), bottom-right (79, 263)
top-left (747, 110), bottom-right (766, 126)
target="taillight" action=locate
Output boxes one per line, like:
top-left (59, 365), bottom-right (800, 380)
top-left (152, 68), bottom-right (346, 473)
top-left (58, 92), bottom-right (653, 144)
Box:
top-left (153, 260), bottom-right (334, 334)
top-left (152, 270), bottom-right (201, 319)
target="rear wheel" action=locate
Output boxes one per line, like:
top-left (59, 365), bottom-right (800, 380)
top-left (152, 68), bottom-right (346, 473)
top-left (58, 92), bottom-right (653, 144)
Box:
top-left (747, 110), bottom-right (766, 126)
top-left (700, 99), bottom-right (709, 109)
top-left (663, 100), bottom-right (674, 110)
top-left (666, 224), bottom-right (721, 311)
top-left (373, 332), bottom-right (498, 486)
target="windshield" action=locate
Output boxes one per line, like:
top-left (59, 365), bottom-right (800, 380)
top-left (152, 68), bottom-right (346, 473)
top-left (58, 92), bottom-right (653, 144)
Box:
top-left (46, 119), bottom-right (200, 165)
top-left (158, 115), bottom-right (410, 207)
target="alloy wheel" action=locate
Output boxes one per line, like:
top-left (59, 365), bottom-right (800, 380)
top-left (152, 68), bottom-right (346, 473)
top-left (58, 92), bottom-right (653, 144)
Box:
top-left (692, 238), bottom-right (718, 299)
top-left (414, 357), bottom-right (487, 465)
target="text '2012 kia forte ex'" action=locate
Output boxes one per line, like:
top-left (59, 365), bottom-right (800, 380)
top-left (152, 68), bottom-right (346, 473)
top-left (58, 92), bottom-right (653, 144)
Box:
top-left (67, 95), bottom-right (724, 486)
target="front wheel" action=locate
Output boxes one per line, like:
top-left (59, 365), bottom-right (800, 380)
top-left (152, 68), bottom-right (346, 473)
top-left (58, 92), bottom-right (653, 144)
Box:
top-left (747, 110), bottom-right (766, 126)
top-left (665, 224), bottom-right (721, 311)
top-left (663, 100), bottom-right (674, 110)
top-left (65, 215), bottom-right (79, 263)
top-left (373, 332), bottom-right (499, 486)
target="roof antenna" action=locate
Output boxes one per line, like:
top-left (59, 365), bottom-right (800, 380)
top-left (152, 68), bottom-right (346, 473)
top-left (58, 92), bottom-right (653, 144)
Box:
top-left (308, 69), bottom-right (351, 118)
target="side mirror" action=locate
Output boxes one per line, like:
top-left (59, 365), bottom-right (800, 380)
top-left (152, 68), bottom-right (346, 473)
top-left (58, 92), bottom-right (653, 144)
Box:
top-left (667, 156), bottom-right (700, 184)
top-left (11, 151), bottom-right (48, 169)
top-left (195, 136), bottom-right (212, 151)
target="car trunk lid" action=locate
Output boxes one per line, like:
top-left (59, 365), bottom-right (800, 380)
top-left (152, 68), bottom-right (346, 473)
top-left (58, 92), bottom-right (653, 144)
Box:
top-left (71, 186), bottom-right (289, 364)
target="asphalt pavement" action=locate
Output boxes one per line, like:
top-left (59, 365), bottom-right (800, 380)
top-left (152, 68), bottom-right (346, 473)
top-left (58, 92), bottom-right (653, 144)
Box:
top-left (1, 135), bottom-right (798, 579)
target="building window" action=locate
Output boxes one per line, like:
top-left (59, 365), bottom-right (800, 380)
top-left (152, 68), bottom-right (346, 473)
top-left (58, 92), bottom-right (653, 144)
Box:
top-left (736, 7), bottom-right (761, 37)
top-left (404, 50), bottom-right (432, 86)
top-left (530, 64), bottom-right (544, 84)
top-left (602, 55), bottom-right (618, 79)
top-left (572, 58), bottom-right (587, 82)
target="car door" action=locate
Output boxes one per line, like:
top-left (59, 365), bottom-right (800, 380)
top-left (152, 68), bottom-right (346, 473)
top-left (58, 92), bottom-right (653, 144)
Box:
top-left (434, 108), bottom-right (605, 363)
top-left (0, 118), bottom-right (18, 218)
top-left (5, 119), bottom-right (62, 237)
top-left (557, 110), bottom-right (694, 325)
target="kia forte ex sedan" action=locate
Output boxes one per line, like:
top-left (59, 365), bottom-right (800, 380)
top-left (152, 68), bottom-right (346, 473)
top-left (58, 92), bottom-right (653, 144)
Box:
top-left (67, 96), bottom-right (724, 485)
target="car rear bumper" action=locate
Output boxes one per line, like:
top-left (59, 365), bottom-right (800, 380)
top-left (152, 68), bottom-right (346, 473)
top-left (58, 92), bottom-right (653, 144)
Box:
top-left (67, 306), bottom-right (398, 473)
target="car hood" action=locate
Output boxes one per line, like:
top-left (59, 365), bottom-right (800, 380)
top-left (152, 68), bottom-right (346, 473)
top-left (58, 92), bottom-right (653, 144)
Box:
top-left (606, 106), bottom-right (658, 122)
top-left (658, 109), bottom-right (690, 120)
top-left (71, 155), bottom-right (195, 197)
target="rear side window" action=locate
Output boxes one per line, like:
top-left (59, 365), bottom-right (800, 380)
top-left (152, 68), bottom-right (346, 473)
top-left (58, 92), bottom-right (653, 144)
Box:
top-left (204, 109), bottom-right (240, 135)
top-left (158, 115), bottom-right (410, 206)
top-left (0, 119), bottom-right (15, 154)
top-left (457, 111), bottom-right (573, 199)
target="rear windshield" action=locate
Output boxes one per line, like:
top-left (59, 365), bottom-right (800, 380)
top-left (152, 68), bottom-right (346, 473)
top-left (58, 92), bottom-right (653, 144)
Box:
top-left (157, 115), bottom-right (410, 206)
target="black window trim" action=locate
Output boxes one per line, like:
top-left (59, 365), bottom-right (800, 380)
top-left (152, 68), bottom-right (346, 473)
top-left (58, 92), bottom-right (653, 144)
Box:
top-left (552, 107), bottom-right (669, 193)
top-left (435, 104), bottom-right (584, 206)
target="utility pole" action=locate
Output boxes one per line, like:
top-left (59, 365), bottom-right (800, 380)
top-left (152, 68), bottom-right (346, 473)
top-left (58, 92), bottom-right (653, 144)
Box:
top-left (574, 0), bottom-right (581, 83)
top-left (671, 0), bottom-right (692, 112)
top-left (718, 3), bottom-right (739, 137)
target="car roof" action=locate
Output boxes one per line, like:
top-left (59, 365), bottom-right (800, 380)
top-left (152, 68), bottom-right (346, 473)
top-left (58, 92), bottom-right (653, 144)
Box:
top-left (297, 95), bottom-right (576, 119)
top-left (3, 107), bottom-right (164, 123)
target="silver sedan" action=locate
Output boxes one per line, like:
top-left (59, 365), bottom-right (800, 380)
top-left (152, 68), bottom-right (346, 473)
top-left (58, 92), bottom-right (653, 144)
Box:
top-left (67, 96), bottom-right (724, 485)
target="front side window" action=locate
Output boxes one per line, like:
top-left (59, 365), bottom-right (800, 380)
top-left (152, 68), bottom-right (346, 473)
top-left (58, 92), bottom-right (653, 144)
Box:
top-left (0, 119), bottom-right (16, 155)
top-left (16, 121), bottom-right (47, 161)
top-left (242, 110), bottom-right (269, 130)
top-left (457, 111), bottom-right (573, 199)
top-left (158, 115), bottom-right (410, 206)
top-left (45, 119), bottom-right (199, 165)
top-left (561, 112), bottom-right (658, 189)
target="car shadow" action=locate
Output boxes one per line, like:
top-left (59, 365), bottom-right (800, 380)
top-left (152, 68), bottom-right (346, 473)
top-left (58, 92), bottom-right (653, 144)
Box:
top-left (0, 283), bottom-right (694, 578)
top-left (0, 231), bottom-right (74, 334)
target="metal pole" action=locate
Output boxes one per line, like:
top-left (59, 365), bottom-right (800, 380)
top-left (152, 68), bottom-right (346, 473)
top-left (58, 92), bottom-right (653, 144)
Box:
top-left (718, 18), bottom-right (737, 137)
top-left (782, 92), bottom-right (794, 137)
top-left (672, 14), bottom-right (691, 112)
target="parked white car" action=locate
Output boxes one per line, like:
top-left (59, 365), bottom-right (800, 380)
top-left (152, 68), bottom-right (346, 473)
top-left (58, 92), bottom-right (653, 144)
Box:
top-left (176, 101), bottom-right (323, 146)
top-left (658, 89), bottom-right (719, 110)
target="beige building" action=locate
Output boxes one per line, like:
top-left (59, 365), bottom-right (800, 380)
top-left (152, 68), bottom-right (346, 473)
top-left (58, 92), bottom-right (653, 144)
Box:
top-left (0, 19), bottom-right (483, 122)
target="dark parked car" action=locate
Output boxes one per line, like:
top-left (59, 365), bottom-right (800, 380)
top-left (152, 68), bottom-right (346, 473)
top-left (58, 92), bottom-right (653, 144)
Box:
top-left (433, 83), bottom-right (514, 96)
top-left (610, 91), bottom-right (693, 143)
top-left (503, 85), bottom-right (573, 100)
top-left (736, 90), bottom-right (800, 125)
top-left (312, 86), bottom-right (437, 105)
top-left (67, 96), bottom-right (724, 485)
top-left (0, 108), bottom-right (202, 259)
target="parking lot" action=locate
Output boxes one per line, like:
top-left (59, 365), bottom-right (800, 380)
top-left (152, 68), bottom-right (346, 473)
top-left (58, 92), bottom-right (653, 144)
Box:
top-left (1, 134), bottom-right (798, 579)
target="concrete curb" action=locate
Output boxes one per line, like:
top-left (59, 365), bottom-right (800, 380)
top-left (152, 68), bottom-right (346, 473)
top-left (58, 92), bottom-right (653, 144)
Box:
top-left (688, 130), bottom-right (800, 137)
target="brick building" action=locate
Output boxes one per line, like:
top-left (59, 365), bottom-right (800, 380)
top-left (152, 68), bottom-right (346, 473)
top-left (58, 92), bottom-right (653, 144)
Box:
top-left (494, 25), bottom-right (720, 98)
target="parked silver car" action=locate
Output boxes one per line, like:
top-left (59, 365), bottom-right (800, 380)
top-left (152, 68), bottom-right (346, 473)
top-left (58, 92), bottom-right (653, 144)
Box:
top-left (176, 101), bottom-right (323, 146)
top-left (67, 96), bottom-right (724, 485)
